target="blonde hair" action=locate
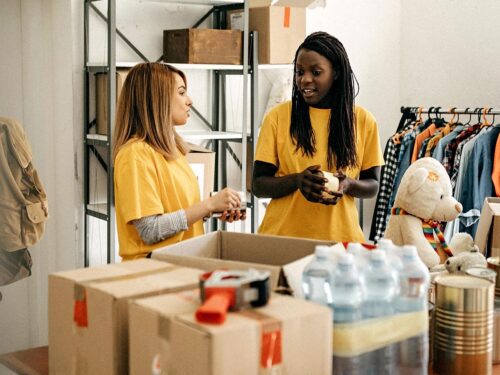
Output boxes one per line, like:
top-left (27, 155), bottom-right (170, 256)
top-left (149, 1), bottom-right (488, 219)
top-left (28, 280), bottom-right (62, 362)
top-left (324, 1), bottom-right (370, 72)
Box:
top-left (113, 62), bottom-right (189, 160)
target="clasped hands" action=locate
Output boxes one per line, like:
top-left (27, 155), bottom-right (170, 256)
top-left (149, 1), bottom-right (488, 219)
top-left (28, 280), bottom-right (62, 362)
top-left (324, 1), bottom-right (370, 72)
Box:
top-left (296, 165), bottom-right (348, 205)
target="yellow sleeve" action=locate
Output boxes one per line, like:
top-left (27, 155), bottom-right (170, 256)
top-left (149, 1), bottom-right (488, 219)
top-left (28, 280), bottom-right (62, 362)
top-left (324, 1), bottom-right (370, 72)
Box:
top-left (254, 109), bottom-right (279, 167)
top-left (360, 112), bottom-right (385, 171)
top-left (114, 149), bottom-right (164, 224)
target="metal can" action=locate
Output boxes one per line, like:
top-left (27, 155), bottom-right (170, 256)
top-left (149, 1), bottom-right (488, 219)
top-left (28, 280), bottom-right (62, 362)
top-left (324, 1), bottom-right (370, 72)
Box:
top-left (466, 267), bottom-right (497, 283)
top-left (433, 275), bottom-right (494, 375)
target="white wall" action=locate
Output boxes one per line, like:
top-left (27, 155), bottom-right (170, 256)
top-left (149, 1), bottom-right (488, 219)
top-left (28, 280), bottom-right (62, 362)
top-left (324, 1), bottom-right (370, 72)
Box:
top-left (0, 0), bottom-right (80, 353)
top-left (400, 0), bottom-right (500, 107)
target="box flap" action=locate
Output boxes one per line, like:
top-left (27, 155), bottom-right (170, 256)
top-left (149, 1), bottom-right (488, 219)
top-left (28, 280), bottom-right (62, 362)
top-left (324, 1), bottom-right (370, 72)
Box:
top-left (188, 142), bottom-right (214, 154)
top-left (153, 231), bottom-right (220, 258)
top-left (87, 268), bottom-right (201, 299)
top-left (249, 0), bottom-right (316, 8)
top-left (475, 197), bottom-right (500, 253)
top-left (220, 231), bottom-right (333, 265)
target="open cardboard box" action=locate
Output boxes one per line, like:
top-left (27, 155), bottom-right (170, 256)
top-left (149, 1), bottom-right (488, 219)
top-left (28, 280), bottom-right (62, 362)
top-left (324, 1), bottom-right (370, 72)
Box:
top-left (227, 0), bottom-right (316, 64)
top-left (129, 291), bottom-right (332, 375)
top-left (152, 231), bottom-right (334, 294)
top-left (475, 197), bottom-right (500, 258)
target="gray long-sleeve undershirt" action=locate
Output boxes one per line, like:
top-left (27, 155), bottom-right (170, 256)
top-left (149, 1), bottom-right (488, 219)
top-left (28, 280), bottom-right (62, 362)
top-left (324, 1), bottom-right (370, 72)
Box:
top-left (133, 210), bottom-right (188, 245)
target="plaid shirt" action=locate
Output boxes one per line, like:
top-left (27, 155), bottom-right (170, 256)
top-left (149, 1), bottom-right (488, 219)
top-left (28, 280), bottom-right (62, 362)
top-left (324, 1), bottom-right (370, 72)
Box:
top-left (450, 126), bottom-right (481, 189)
top-left (443, 125), bottom-right (480, 176)
top-left (370, 138), bottom-right (401, 241)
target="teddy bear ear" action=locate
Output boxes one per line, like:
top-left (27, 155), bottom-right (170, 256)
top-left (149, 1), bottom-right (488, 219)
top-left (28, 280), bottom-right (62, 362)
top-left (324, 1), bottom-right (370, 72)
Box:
top-left (407, 167), bottom-right (429, 194)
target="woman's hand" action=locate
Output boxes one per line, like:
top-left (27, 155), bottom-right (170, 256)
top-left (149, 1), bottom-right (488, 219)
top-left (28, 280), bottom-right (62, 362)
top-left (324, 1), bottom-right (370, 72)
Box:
top-left (218, 209), bottom-right (247, 223)
top-left (296, 165), bottom-right (327, 203)
top-left (207, 188), bottom-right (241, 214)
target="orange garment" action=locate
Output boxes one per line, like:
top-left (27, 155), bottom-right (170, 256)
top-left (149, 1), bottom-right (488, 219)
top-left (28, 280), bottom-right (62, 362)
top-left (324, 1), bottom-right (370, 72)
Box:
top-left (411, 124), bottom-right (437, 163)
top-left (493, 134), bottom-right (500, 196)
top-left (424, 123), bottom-right (453, 157)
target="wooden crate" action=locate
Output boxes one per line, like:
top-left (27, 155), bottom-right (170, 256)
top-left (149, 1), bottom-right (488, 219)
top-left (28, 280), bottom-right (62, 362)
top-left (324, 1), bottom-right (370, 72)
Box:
top-left (163, 29), bottom-right (242, 65)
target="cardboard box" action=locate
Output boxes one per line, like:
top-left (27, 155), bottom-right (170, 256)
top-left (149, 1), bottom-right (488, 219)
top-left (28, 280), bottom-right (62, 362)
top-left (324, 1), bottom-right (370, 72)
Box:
top-left (152, 231), bottom-right (334, 292)
top-left (48, 259), bottom-right (202, 375)
top-left (186, 143), bottom-right (215, 200)
top-left (95, 69), bottom-right (129, 135)
top-left (475, 197), bottom-right (500, 257)
top-left (227, 0), bottom-right (315, 64)
top-left (129, 292), bottom-right (332, 375)
top-left (163, 29), bottom-right (243, 65)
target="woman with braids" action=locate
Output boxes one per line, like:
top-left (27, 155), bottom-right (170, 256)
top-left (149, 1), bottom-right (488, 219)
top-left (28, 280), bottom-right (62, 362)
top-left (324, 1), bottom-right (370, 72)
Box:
top-left (252, 32), bottom-right (384, 242)
top-left (114, 62), bottom-right (244, 260)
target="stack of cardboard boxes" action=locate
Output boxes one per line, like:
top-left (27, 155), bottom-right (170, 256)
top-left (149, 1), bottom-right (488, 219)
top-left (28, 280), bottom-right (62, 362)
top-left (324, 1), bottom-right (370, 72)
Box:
top-left (48, 233), bottom-right (334, 374)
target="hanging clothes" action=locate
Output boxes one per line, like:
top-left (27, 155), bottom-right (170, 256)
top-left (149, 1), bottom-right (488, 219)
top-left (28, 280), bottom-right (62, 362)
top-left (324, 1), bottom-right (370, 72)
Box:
top-left (371, 107), bottom-right (499, 243)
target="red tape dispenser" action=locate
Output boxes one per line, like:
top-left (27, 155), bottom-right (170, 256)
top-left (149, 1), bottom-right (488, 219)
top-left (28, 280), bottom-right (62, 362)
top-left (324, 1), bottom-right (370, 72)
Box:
top-left (196, 269), bottom-right (271, 325)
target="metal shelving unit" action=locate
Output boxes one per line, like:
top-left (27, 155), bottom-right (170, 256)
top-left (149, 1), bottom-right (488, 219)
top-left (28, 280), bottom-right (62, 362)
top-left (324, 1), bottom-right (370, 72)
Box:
top-left (83, 0), bottom-right (260, 266)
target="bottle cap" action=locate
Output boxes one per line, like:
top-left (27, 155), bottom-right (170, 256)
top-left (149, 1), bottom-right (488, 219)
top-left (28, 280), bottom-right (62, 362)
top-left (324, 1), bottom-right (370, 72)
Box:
top-left (338, 253), bottom-right (354, 266)
top-left (346, 242), bottom-right (363, 255)
top-left (378, 238), bottom-right (393, 249)
top-left (371, 249), bottom-right (386, 261)
top-left (402, 245), bottom-right (418, 258)
top-left (315, 245), bottom-right (330, 258)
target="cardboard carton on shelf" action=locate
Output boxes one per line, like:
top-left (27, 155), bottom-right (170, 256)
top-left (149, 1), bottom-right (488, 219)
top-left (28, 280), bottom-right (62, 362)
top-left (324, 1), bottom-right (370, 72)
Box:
top-left (227, 0), bottom-right (317, 64)
top-left (475, 197), bottom-right (500, 258)
top-left (185, 143), bottom-right (215, 200)
top-left (163, 29), bottom-right (243, 65)
top-left (95, 69), bottom-right (129, 135)
top-left (129, 291), bottom-right (332, 375)
top-left (152, 230), bottom-right (334, 294)
top-left (48, 259), bottom-right (202, 375)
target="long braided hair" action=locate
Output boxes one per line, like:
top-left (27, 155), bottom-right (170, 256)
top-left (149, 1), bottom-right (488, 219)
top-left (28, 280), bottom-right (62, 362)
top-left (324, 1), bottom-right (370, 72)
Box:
top-left (290, 32), bottom-right (359, 170)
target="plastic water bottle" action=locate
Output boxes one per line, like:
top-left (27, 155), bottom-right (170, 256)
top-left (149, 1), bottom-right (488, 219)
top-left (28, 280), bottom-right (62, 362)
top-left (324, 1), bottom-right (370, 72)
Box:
top-left (302, 246), bottom-right (335, 308)
top-left (332, 253), bottom-right (363, 323)
top-left (362, 250), bottom-right (398, 318)
top-left (396, 245), bottom-right (430, 313)
top-left (378, 238), bottom-right (403, 272)
top-left (332, 253), bottom-right (363, 375)
top-left (362, 250), bottom-right (398, 375)
top-left (346, 242), bottom-right (368, 272)
top-left (396, 245), bottom-right (430, 375)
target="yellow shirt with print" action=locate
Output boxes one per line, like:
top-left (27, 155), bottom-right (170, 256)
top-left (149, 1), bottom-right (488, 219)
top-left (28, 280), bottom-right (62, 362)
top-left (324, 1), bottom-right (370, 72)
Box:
top-left (255, 101), bottom-right (384, 242)
top-left (114, 140), bottom-right (204, 260)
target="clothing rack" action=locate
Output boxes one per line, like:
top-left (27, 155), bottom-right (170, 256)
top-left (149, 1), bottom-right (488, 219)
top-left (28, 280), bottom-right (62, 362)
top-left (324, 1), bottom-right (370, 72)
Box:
top-left (401, 106), bottom-right (500, 115)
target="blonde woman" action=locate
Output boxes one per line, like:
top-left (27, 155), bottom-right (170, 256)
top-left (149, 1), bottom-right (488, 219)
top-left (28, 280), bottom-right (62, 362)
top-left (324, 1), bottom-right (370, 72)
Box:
top-left (113, 62), bottom-right (244, 260)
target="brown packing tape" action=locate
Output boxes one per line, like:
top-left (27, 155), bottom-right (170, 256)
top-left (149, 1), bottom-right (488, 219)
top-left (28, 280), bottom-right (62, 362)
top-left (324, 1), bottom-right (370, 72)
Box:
top-left (72, 265), bottom-right (180, 327)
top-left (239, 310), bottom-right (283, 369)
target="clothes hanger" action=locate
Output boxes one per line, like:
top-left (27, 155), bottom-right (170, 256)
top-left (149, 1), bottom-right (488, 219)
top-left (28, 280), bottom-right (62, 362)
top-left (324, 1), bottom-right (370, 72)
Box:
top-left (481, 106), bottom-right (492, 127)
top-left (448, 107), bottom-right (457, 125)
top-left (392, 106), bottom-right (423, 144)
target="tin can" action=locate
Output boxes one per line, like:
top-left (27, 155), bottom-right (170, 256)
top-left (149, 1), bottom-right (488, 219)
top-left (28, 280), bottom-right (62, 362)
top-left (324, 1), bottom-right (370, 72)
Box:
top-left (487, 257), bottom-right (500, 298)
top-left (466, 267), bottom-right (497, 283)
top-left (433, 275), bottom-right (494, 375)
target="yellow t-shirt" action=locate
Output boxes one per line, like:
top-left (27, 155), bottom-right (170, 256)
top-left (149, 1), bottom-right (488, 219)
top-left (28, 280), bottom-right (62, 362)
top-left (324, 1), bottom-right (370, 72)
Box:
top-left (114, 140), bottom-right (204, 260)
top-left (255, 101), bottom-right (384, 242)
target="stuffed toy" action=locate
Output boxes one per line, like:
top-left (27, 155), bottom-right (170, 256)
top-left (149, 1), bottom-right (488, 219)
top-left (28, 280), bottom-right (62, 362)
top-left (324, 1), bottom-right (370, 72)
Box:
top-left (445, 233), bottom-right (487, 273)
top-left (384, 157), bottom-right (463, 269)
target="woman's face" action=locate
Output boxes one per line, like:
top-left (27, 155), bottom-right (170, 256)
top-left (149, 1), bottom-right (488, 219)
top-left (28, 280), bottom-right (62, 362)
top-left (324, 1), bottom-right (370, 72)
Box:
top-left (171, 73), bottom-right (192, 126)
top-left (295, 48), bottom-right (336, 107)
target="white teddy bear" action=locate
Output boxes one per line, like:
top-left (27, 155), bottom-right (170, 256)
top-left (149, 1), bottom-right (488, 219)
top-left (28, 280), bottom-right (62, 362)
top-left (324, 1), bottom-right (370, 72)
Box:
top-left (384, 157), bottom-right (463, 269)
top-left (444, 232), bottom-right (487, 273)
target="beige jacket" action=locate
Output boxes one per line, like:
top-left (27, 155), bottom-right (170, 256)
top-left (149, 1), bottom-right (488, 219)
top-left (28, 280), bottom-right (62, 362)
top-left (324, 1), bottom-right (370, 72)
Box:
top-left (0, 117), bottom-right (48, 251)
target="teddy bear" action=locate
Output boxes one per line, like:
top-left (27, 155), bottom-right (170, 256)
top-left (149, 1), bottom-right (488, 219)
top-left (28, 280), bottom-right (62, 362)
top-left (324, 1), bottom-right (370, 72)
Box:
top-left (444, 232), bottom-right (487, 273)
top-left (384, 157), bottom-right (463, 269)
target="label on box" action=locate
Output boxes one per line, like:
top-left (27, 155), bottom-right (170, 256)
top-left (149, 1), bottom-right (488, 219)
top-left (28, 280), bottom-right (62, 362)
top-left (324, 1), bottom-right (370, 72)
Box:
top-left (230, 12), bottom-right (244, 30)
